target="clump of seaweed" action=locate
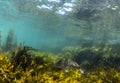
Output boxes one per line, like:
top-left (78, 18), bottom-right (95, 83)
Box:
top-left (64, 43), bottom-right (120, 71)
top-left (0, 43), bottom-right (120, 82)
top-left (4, 29), bottom-right (17, 51)
top-left (73, 48), bottom-right (103, 70)
top-left (11, 45), bottom-right (45, 71)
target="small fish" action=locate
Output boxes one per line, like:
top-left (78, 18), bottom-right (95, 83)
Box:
top-left (79, 68), bottom-right (84, 74)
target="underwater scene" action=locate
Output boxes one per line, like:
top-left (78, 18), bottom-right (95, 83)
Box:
top-left (1, 0), bottom-right (120, 83)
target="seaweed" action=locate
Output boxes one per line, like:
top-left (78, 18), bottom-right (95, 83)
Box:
top-left (0, 44), bottom-right (120, 82)
top-left (11, 46), bottom-right (44, 71)
top-left (4, 29), bottom-right (17, 51)
top-left (73, 49), bottom-right (103, 70)
top-left (0, 30), bottom-right (2, 47)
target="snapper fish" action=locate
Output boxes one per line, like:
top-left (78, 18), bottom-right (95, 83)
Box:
top-left (54, 58), bottom-right (85, 74)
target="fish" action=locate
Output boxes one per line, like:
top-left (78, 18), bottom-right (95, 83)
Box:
top-left (54, 58), bottom-right (85, 74)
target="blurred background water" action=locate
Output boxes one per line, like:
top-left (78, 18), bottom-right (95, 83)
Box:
top-left (0, 0), bottom-right (120, 52)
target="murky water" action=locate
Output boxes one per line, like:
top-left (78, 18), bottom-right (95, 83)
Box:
top-left (0, 0), bottom-right (120, 82)
top-left (0, 0), bottom-right (120, 52)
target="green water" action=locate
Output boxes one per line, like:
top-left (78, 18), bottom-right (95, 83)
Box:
top-left (1, 1), bottom-right (120, 83)
top-left (0, 0), bottom-right (120, 52)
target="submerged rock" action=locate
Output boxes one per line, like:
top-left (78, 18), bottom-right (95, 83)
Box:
top-left (54, 58), bottom-right (84, 74)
